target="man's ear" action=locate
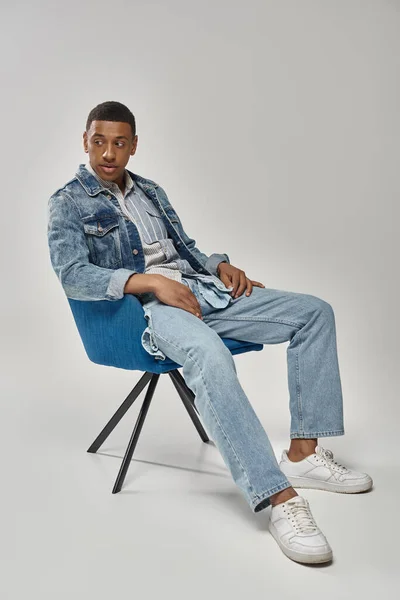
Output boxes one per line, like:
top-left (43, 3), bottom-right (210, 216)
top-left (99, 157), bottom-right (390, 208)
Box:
top-left (130, 135), bottom-right (138, 156)
top-left (83, 131), bottom-right (88, 153)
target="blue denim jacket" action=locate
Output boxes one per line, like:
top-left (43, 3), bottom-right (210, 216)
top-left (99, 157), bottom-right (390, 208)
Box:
top-left (47, 164), bottom-right (230, 301)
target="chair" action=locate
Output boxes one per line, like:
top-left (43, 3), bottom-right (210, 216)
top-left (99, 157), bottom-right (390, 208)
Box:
top-left (67, 294), bottom-right (263, 494)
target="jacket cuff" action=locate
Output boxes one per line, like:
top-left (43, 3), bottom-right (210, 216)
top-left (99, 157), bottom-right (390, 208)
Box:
top-left (205, 253), bottom-right (230, 276)
top-left (105, 268), bottom-right (137, 301)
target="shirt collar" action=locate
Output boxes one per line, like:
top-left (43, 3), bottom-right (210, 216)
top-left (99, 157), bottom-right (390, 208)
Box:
top-left (84, 162), bottom-right (134, 196)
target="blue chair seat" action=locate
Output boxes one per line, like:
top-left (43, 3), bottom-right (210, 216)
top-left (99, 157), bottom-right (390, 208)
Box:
top-left (68, 294), bottom-right (263, 373)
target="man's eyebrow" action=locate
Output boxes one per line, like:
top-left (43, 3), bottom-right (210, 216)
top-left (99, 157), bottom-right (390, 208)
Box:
top-left (91, 132), bottom-right (130, 140)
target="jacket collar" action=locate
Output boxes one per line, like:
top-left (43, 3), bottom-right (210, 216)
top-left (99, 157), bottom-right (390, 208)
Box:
top-left (75, 163), bottom-right (159, 197)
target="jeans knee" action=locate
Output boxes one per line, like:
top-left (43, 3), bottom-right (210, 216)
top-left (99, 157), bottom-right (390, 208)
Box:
top-left (190, 333), bottom-right (235, 372)
top-left (302, 293), bottom-right (335, 319)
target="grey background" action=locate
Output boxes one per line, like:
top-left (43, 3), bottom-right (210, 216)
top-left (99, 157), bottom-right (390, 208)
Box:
top-left (1, 0), bottom-right (399, 597)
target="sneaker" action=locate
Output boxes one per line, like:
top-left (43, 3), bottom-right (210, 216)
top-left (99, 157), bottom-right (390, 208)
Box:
top-left (268, 495), bottom-right (333, 564)
top-left (279, 444), bottom-right (373, 493)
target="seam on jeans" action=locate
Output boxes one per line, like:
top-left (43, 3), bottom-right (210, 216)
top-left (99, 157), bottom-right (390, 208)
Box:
top-left (251, 481), bottom-right (293, 506)
top-left (205, 315), bottom-right (306, 328)
top-left (295, 328), bottom-right (304, 433)
top-left (152, 330), bottom-right (256, 497)
top-left (290, 430), bottom-right (345, 438)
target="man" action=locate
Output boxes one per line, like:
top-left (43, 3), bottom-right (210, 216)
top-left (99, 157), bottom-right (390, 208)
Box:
top-left (47, 100), bottom-right (373, 565)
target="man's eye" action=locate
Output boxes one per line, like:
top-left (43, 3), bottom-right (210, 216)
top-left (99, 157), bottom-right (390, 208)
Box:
top-left (93, 140), bottom-right (124, 147)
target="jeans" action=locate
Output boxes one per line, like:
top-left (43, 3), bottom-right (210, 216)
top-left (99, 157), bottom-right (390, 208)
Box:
top-left (141, 282), bottom-right (345, 512)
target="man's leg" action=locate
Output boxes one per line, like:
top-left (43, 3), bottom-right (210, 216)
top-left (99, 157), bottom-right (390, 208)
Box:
top-left (138, 285), bottom-right (350, 565)
top-left (142, 298), bottom-right (294, 512)
top-left (202, 285), bottom-right (345, 442)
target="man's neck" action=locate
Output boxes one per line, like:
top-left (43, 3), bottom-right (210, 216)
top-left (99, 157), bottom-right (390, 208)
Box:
top-left (116, 173), bottom-right (126, 195)
top-left (86, 161), bottom-right (127, 195)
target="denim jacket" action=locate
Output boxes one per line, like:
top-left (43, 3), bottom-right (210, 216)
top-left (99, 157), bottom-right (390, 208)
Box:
top-left (47, 164), bottom-right (230, 301)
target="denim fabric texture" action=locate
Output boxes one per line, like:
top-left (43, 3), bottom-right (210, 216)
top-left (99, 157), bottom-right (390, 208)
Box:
top-left (138, 282), bottom-right (345, 512)
top-left (47, 163), bottom-right (230, 302)
top-left (84, 160), bottom-right (218, 284)
top-left (47, 164), bottom-right (345, 512)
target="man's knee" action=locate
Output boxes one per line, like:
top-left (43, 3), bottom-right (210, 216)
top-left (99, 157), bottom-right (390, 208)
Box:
top-left (187, 329), bottom-right (235, 370)
top-left (298, 293), bottom-right (335, 320)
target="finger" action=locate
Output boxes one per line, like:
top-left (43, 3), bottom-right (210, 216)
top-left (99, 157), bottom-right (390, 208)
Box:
top-left (219, 274), bottom-right (232, 289)
top-left (178, 292), bottom-right (198, 314)
top-left (187, 292), bottom-right (203, 319)
top-left (245, 278), bottom-right (253, 296)
top-left (230, 272), bottom-right (241, 296)
top-left (190, 292), bottom-right (202, 315)
top-left (251, 280), bottom-right (265, 288)
top-left (233, 272), bottom-right (248, 298)
top-left (181, 298), bottom-right (203, 319)
top-left (194, 301), bottom-right (203, 319)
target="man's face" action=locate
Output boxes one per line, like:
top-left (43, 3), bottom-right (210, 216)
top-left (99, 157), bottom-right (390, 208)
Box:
top-left (83, 120), bottom-right (138, 184)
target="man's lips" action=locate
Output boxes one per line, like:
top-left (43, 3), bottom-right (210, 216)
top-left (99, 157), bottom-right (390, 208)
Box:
top-left (100, 165), bottom-right (118, 173)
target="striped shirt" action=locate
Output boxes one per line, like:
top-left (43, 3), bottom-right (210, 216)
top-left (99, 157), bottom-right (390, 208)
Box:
top-left (84, 162), bottom-right (234, 360)
top-left (85, 163), bottom-right (232, 298)
top-left (85, 162), bottom-right (197, 282)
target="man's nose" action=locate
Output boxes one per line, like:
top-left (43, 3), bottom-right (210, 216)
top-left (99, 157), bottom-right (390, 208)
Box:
top-left (103, 144), bottom-right (116, 160)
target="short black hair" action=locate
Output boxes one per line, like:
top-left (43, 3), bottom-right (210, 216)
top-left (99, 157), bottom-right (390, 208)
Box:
top-left (86, 101), bottom-right (136, 138)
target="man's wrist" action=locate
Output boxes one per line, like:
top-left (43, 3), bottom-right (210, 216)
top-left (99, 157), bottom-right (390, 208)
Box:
top-left (124, 273), bottom-right (159, 295)
top-left (217, 261), bottom-right (227, 275)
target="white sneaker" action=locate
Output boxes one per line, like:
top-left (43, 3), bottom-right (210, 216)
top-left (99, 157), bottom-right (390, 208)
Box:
top-left (268, 495), bottom-right (333, 564)
top-left (279, 444), bottom-right (373, 493)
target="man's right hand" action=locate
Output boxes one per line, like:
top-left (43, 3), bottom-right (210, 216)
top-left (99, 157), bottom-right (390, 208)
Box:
top-left (152, 275), bottom-right (203, 319)
top-left (124, 273), bottom-right (203, 319)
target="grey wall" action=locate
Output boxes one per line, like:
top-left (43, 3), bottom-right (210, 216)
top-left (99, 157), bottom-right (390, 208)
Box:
top-left (2, 0), bottom-right (399, 456)
top-left (2, 0), bottom-right (399, 597)
top-left (1, 0), bottom-right (399, 577)
top-left (2, 0), bottom-right (399, 454)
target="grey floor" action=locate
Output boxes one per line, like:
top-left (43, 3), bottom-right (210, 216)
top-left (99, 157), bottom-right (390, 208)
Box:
top-left (6, 362), bottom-right (399, 600)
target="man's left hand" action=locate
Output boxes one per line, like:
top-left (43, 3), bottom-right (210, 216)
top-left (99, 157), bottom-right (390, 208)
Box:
top-left (217, 262), bottom-right (265, 298)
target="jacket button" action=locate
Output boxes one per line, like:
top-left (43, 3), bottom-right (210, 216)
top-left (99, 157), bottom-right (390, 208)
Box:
top-left (106, 194), bottom-right (111, 199)
top-left (132, 249), bottom-right (139, 255)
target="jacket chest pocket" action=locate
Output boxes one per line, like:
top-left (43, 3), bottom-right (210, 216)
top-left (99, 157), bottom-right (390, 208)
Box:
top-left (142, 207), bottom-right (168, 243)
top-left (82, 213), bottom-right (122, 269)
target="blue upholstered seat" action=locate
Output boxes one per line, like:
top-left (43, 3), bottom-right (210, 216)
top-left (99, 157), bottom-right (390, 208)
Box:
top-left (68, 294), bottom-right (263, 373)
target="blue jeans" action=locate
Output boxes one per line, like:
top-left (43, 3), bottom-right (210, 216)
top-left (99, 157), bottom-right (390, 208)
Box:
top-left (141, 283), bottom-right (345, 512)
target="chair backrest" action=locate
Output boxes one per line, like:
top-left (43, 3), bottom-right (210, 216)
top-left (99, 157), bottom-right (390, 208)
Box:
top-left (67, 294), bottom-right (177, 372)
top-left (67, 294), bottom-right (263, 374)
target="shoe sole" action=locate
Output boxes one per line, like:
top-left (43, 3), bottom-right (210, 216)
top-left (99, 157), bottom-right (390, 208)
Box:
top-left (268, 522), bottom-right (333, 564)
top-left (284, 475), bottom-right (373, 494)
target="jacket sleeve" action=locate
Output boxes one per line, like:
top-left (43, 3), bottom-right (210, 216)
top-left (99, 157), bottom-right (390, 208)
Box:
top-left (47, 191), bottom-right (137, 301)
top-left (158, 186), bottom-right (230, 276)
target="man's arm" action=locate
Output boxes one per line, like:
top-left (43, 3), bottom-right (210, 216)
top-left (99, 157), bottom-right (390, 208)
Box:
top-left (47, 191), bottom-right (138, 301)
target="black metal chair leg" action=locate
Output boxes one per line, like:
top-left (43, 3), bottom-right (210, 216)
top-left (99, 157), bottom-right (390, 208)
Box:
top-left (112, 373), bottom-right (160, 494)
top-left (168, 370), bottom-right (209, 443)
top-left (87, 371), bottom-right (153, 453)
top-left (172, 369), bottom-right (196, 404)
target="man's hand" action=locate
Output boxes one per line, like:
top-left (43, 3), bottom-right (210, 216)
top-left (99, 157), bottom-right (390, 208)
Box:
top-left (217, 262), bottom-right (265, 298)
top-left (152, 275), bottom-right (203, 319)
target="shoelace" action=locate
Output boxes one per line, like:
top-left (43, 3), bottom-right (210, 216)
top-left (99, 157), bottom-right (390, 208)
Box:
top-left (317, 446), bottom-right (349, 474)
top-left (284, 499), bottom-right (318, 534)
